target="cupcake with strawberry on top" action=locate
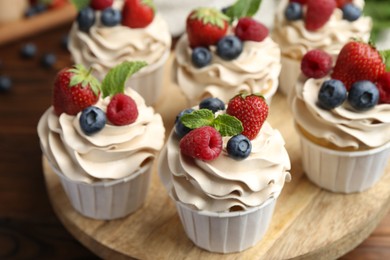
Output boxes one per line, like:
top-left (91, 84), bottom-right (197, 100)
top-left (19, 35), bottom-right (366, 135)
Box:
top-left (159, 95), bottom-right (291, 253)
top-left (68, 0), bottom-right (171, 106)
top-left (272, 0), bottom-right (372, 95)
top-left (174, 0), bottom-right (281, 107)
top-left (38, 61), bottom-right (165, 220)
top-left (291, 40), bottom-right (390, 193)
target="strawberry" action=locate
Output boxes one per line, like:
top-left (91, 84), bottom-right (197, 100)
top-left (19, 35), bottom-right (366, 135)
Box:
top-left (226, 93), bottom-right (268, 140)
top-left (46, 0), bottom-right (68, 9)
top-left (376, 72), bottom-right (390, 104)
top-left (90, 0), bottom-right (113, 10)
top-left (186, 7), bottom-right (229, 48)
top-left (122, 0), bottom-right (155, 29)
top-left (179, 126), bottom-right (222, 161)
top-left (53, 64), bottom-right (101, 116)
top-left (331, 41), bottom-right (386, 90)
top-left (305, 0), bottom-right (336, 31)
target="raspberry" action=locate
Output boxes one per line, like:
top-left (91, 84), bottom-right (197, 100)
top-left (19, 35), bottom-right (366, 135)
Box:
top-left (301, 49), bottom-right (332, 79)
top-left (305, 0), bottom-right (336, 31)
top-left (106, 93), bottom-right (138, 125)
top-left (335, 0), bottom-right (352, 8)
top-left (376, 72), bottom-right (390, 104)
top-left (90, 0), bottom-right (113, 10)
top-left (290, 0), bottom-right (307, 4)
top-left (179, 126), bottom-right (222, 161)
top-left (234, 18), bottom-right (269, 42)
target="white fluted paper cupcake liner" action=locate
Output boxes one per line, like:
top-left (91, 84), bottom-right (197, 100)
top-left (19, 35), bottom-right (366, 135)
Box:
top-left (48, 159), bottom-right (153, 220)
top-left (126, 50), bottom-right (170, 106)
top-left (175, 198), bottom-right (276, 253)
top-left (298, 131), bottom-right (390, 193)
top-left (279, 55), bottom-right (301, 96)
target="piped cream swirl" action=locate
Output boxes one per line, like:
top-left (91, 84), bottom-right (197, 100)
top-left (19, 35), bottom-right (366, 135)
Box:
top-left (159, 121), bottom-right (291, 212)
top-left (292, 78), bottom-right (390, 149)
top-left (174, 34), bottom-right (281, 105)
top-left (272, 0), bottom-right (372, 60)
top-left (38, 88), bottom-right (165, 183)
top-left (68, 0), bottom-right (171, 79)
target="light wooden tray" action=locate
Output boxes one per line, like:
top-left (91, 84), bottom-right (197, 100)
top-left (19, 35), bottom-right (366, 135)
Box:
top-left (42, 55), bottom-right (390, 259)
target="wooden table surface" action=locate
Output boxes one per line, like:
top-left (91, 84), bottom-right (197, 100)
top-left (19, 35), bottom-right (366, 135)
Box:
top-left (0, 23), bottom-right (389, 260)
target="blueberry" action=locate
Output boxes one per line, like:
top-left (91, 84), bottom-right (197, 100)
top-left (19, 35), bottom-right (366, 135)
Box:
top-left (199, 97), bottom-right (225, 113)
top-left (61, 34), bottom-right (69, 50)
top-left (227, 134), bottom-right (252, 160)
top-left (101, 7), bottom-right (122, 27)
top-left (216, 36), bottom-right (243, 61)
top-left (348, 80), bottom-right (379, 111)
top-left (318, 79), bottom-right (347, 110)
top-left (77, 7), bottom-right (96, 33)
top-left (342, 4), bottom-right (361, 22)
top-left (191, 47), bottom-right (212, 68)
top-left (40, 53), bottom-right (57, 68)
top-left (174, 108), bottom-right (194, 138)
top-left (79, 106), bottom-right (106, 135)
top-left (25, 3), bottom-right (47, 17)
top-left (284, 2), bottom-right (303, 21)
top-left (20, 43), bottom-right (37, 59)
top-left (0, 76), bottom-right (12, 93)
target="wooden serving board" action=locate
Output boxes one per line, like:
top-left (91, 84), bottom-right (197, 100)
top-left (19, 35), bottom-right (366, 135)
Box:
top-left (42, 55), bottom-right (390, 259)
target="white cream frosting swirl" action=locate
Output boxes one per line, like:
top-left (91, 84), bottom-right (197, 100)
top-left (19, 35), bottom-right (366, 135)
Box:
top-left (272, 0), bottom-right (372, 60)
top-left (69, 0), bottom-right (171, 79)
top-left (38, 88), bottom-right (165, 183)
top-left (159, 121), bottom-right (291, 212)
top-left (292, 78), bottom-right (390, 149)
top-left (174, 34), bottom-right (281, 105)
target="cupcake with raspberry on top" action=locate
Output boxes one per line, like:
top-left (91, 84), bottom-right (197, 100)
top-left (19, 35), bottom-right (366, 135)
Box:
top-left (159, 94), bottom-right (291, 253)
top-left (68, 0), bottom-right (171, 106)
top-left (272, 0), bottom-right (372, 96)
top-left (174, 1), bottom-right (281, 107)
top-left (38, 61), bottom-right (165, 220)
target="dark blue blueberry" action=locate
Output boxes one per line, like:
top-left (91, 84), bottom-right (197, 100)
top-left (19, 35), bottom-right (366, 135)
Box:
top-left (77, 7), bottom-right (96, 33)
top-left (227, 134), bottom-right (252, 160)
top-left (284, 2), bottom-right (303, 21)
top-left (348, 80), bottom-right (379, 111)
top-left (101, 7), bottom-right (122, 27)
top-left (216, 35), bottom-right (243, 61)
top-left (342, 4), bottom-right (361, 22)
top-left (20, 43), bottom-right (37, 59)
top-left (61, 34), bottom-right (69, 50)
top-left (318, 79), bottom-right (347, 110)
top-left (40, 53), bottom-right (57, 68)
top-left (191, 47), bottom-right (212, 68)
top-left (174, 108), bottom-right (194, 138)
top-left (0, 76), bottom-right (12, 93)
top-left (25, 3), bottom-right (47, 17)
top-left (199, 97), bottom-right (225, 113)
top-left (79, 106), bottom-right (106, 135)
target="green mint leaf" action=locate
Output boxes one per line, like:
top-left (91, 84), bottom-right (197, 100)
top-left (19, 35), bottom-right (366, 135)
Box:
top-left (212, 114), bottom-right (243, 136)
top-left (380, 50), bottom-right (390, 71)
top-left (181, 109), bottom-right (215, 129)
top-left (225, 0), bottom-right (262, 22)
top-left (71, 0), bottom-right (91, 11)
top-left (101, 61), bottom-right (147, 98)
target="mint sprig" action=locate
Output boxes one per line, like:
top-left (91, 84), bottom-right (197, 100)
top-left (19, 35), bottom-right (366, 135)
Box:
top-left (181, 109), bottom-right (243, 137)
top-left (380, 50), bottom-right (390, 71)
top-left (101, 61), bottom-right (147, 98)
top-left (225, 0), bottom-right (262, 23)
top-left (71, 0), bottom-right (91, 11)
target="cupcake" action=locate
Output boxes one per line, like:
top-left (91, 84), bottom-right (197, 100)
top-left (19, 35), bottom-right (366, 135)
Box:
top-left (272, 0), bottom-right (372, 95)
top-left (0, 0), bottom-right (28, 23)
top-left (159, 95), bottom-right (291, 253)
top-left (38, 61), bottom-right (165, 220)
top-left (173, 6), bottom-right (281, 107)
top-left (291, 41), bottom-right (390, 193)
top-left (68, 0), bottom-right (172, 106)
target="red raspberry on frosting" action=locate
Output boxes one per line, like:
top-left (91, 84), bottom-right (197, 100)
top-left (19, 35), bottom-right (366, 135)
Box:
top-left (234, 17), bottom-right (269, 42)
top-left (301, 49), bottom-right (333, 79)
top-left (376, 72), bottom-right (390, 104)
top-left (107, 93), bottom-right (138, 125)
top-left (179, 126), bottom-right (222, 161)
